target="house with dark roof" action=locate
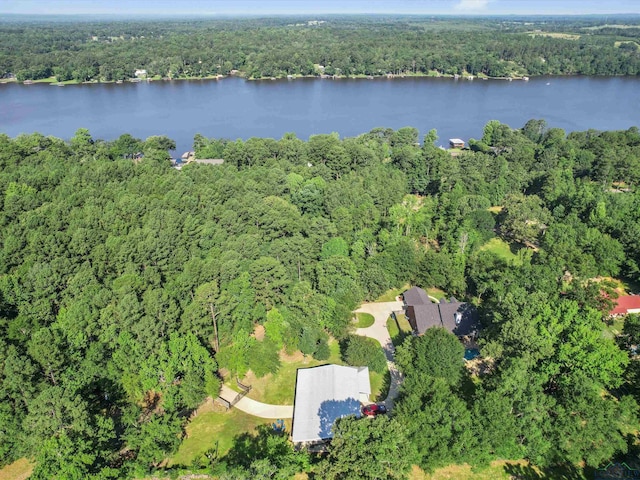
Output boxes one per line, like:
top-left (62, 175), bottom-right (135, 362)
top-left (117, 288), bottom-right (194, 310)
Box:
top-left (402, 286), bottom-right (479, 339)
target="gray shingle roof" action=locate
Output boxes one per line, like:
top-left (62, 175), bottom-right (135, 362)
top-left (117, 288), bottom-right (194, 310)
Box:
top-left (439, 300), bottom-right (479, 336)
top-left (403, 288), bottom-right (479, 337)
top-left (403, 286), bottom-right (430, 306)
top-left (407, 303), bottom-right (443, 335)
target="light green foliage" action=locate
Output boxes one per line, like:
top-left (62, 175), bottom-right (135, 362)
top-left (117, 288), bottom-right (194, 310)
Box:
top-left (264, 307), bottom-right (287, 348)
top-left (321, 237), bottom-right (350, 259)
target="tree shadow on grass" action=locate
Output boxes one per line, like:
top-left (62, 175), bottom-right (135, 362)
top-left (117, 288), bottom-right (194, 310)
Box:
top-left (503, 462), bottom-right (587, 480)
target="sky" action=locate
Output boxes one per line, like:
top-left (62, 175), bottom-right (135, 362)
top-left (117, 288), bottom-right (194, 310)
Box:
top-left (1, 0), bottom-right (639, 16)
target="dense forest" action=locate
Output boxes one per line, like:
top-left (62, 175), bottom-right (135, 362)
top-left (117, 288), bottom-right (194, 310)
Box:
top-left (0, 119), bottom-right (640, 478)
top-left (1, 16), bottom-right (640, 82)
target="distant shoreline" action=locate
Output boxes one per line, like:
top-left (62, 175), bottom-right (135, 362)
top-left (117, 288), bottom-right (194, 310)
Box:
top-left (0, 72), bottom-right (540, 86)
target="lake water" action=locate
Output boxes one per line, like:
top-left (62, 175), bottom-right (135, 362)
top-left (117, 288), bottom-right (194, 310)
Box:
top-left (1, 76), bottom-right (639, 154)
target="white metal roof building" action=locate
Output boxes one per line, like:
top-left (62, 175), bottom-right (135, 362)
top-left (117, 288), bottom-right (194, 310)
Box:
top-left (291, 364), bottom-right (371, 444)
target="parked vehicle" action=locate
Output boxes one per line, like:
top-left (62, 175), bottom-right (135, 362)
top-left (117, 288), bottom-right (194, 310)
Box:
top-left (361, 404), bottom-right (387, 417)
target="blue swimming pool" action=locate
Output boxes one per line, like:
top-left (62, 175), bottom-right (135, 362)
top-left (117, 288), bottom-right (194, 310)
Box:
top-left (464, 348), bottom-right (480, 361)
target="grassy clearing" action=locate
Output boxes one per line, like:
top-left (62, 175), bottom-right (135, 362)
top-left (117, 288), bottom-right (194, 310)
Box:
top-left (527, 32), bottom-right (581, 40)
top-left (388, 313), bottom-right (413, 347)
top-left (0, 458), bottom-right (34, 480)
top-left (616, 41), bottom-right (640, 50)
top-left (355, 312), bottom-right (375, 328)
top-left (479, 238), bottom-right (520, 265)
top-left (376, 284), bottom-right (409, 302)
top-left (603, 315), bottom-right (626, 340)
top-left (169, 406), bottom-right (267, 467)
top-left (413, 460), bottom-right (590, 480)
top-left (427, 287), bottom-right (447, 300)
top-left (243, 340), bottom-right (343, 405)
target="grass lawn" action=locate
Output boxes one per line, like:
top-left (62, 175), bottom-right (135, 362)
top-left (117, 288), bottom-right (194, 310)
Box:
top-left (369, 368), bottom-right (390, 402)
top-left (479, 238), bottom-right (520, 265)
top-left (413, 460), bottom-right (590, 480)
top-left (0, 458), bottom-right (33, 480)
top-left (242, 339), bottom-right (343, 405)
top-left (603, 315), bottom-right (626, 340)
top-left (169, 407), bottom-right (268, 467)
top-left (376, 284), bottom-right (410, 302)
top-left (427, 287), bottom-right (447, 300)
top-left (355, 312), bottom-right (375, 328)
top-left (388, 313), bottom-right (413, 347)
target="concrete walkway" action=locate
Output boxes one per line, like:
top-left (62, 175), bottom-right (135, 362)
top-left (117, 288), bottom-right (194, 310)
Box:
top-left (219, 385), bottom-right (293, 419)
top-left (354, 300), bottom-right (405, 409)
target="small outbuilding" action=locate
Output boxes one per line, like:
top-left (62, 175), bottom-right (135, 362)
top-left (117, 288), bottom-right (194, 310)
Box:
top-left (449, 138), bottom-right (465, 149)
top-left (291, 365), bottom-right (371, 445)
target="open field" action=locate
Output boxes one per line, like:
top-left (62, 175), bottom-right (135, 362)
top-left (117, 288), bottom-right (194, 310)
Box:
top-left (0, 459), bottom-right (33, 480)
top-left (527, 32), bottom-right (581, 40)
top-left (413, 460), bottom-right (591, 480)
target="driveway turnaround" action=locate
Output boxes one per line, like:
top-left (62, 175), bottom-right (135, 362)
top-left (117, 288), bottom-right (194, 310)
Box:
top-left (219, 385), bottom-right (294, 419)
top-left (354, 300), bottom-right (405, 409)
top-left (216, 299), bottom-right (405, 418)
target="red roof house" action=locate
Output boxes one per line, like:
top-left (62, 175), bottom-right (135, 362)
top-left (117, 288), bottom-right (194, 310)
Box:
top-left (610, 295), bottom-right (640, 316)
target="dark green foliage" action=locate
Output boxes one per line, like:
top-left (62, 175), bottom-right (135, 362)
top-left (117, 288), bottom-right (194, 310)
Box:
top-left (341, 335), bottom-right (387, 374)
top-left (223, 425), bottom-right (310, 479)
top-left (1, 119), bottom-right (640, 478)
top-left (396, 328), bottom-right (465, 386)
top-left (3, 17), bottom-right (640, 83)
top-left (321, 416), bottom-right (413, 480)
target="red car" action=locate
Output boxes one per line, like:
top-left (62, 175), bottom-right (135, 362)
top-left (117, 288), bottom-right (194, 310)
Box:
top-left (361, 404), bottom-right (387, 417)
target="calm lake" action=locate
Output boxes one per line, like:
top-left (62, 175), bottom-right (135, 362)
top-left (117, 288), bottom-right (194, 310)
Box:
top-left (1, 76), bottom-right (639, 154)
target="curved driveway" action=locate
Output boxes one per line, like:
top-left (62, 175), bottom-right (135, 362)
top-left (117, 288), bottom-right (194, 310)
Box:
top-left (219, 385), bottom-right (294, 418)
top-left (218, 299), bottom-right (406, 418)
top-left (354, 300), bottom-right (405, 409)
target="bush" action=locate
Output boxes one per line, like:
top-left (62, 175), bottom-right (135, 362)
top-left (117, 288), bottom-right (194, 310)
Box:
top-left (342, 335), bottom-right (387, 373)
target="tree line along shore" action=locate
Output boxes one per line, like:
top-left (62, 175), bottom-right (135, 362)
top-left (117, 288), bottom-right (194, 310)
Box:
top-left (1, 15), bottom-right (639, 84)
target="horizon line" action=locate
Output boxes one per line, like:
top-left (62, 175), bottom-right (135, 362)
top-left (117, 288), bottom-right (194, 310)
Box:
top-left (2, 12), bottom-right (640, 17)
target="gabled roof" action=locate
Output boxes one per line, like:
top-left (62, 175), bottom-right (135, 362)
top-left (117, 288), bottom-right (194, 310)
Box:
top-left (408, 303), bottom-right (443, 335)
top-left (403, 287), bottom-right (480, 337)
top-left (438, 301), bottom-right (479, 336)
top-left (611, 295), bottom-right (640, 315)
top-left (291, 365), bottom-right (370, 444)
top-left (403, 286), bottom-right (430, 306)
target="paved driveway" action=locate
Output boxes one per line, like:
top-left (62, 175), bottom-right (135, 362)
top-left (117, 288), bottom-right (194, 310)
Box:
top-left (354, 300), bottom-right (405, 409)
top-left (216, 300), bottom-right (406, 418)
top-left (219, 385), bottom-right (293, 419)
